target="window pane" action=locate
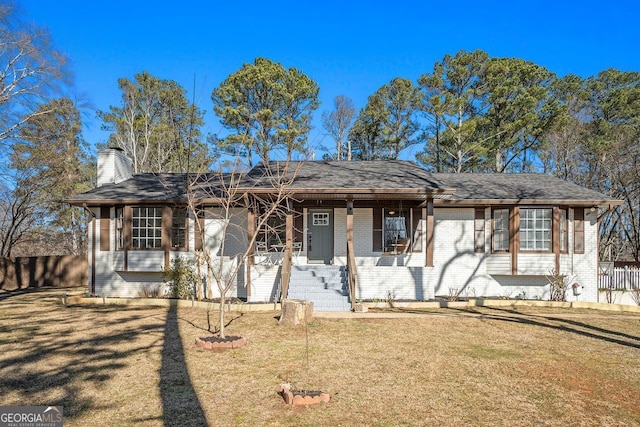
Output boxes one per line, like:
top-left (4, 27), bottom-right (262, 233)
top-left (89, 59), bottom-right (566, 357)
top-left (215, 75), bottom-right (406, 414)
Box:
top-left (131, 206), bottom-right (163, 249)
top-left (520, 208), bottom-right (551, 251)
top-left (384, 210), bottom-right (409, 251)
top-left (493, 209), bottom-right (510, 251)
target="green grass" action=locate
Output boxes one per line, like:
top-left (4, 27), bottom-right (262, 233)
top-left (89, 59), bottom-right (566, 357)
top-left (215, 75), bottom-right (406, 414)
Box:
top-left (1, 287), bottom-right (640, 426)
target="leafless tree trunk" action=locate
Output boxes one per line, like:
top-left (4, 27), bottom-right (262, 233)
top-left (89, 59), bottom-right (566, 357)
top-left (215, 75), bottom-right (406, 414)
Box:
top-left (0, 1), bottom-right (70, 148)
top-left (187, 155), bottom-right (304, 338)
top-left (321, 95), bottom-right (355, 161)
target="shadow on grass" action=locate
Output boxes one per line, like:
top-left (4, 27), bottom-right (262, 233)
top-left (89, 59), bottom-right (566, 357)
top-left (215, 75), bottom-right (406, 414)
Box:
top-left (450, 306), bottom-right (640, 350)
top-left (0, 290), bottom-right (208, 425)
top-left (0, 301), bottom-right (166, 419)
top-left (160, 301), bottom-right (207, 426)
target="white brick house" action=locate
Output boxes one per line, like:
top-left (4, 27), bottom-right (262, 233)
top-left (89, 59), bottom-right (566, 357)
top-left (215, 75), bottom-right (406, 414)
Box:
top-left (67, 148), bottom-right (621, 310)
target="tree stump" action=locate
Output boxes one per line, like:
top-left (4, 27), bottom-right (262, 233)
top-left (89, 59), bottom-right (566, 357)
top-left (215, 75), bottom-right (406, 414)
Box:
top-left (279, 299), bottom-right (313, 326)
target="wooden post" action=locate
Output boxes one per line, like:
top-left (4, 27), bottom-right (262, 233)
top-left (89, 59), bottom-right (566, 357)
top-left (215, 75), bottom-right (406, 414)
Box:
top-left (346, 200), bottom-right (354, 242)
top-left (162, 206), bottom-right (171, 270)
top-left (510, 207), bottom-right (519, 275)
top-left (280, 210), bottom-right (294, 301)
top-left (246, 202), bottom-right (255, 299)
top-left (346, 200), bottom-right (355, 309)
top-left (123, 206), bottom-right (132, 272)
top-left (426, 200), bottom-right (434, 267)
top-left (91, 211), bottom-right (96, 295)
top-left (553, 207), bottom-right (560, 273)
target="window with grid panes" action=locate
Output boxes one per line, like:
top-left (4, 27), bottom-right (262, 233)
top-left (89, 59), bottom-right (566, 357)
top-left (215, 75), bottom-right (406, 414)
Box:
top-left (115, 207), bottom-right (124, 250)
top-left (520, 208), bottom-right (552, 251)
top-left (492, 209), bottom-right (510, 251)
top-left (132, 207), bottom-right (163, 249)
top-left (171, 208), bottom-right (187, 249)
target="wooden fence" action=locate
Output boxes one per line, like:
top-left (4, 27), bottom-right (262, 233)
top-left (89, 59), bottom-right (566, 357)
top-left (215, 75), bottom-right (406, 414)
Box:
top-left (599, 267), bottom-right (640, 290)
top-left (0, 255), bottom-right (87, 290)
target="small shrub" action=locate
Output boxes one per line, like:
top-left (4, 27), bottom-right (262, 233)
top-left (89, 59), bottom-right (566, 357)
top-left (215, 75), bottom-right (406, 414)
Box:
top-left (447, 288), bottom-right (461, 302)
top-left (385, 290), bottom-right (396, 308)
top-left (138, 284), bottom-right (162, 298)
top-left (163, 257), bottom-right (197, 299)
top-left (546, 269), bottom-right (570, 302)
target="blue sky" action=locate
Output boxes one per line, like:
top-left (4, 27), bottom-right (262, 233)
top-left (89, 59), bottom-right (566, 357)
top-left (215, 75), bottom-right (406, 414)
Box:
top-left (20, 0), bottom-right (640, 158)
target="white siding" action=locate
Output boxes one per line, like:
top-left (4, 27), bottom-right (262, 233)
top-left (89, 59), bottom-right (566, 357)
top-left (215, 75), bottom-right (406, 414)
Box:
top-left (486, 254), bottom-right (511, 275)
top-left (127, 252), bottom-right (164, 272)
top-left (571, 210), bottom-right (599, 302)
top-left (517, 254), bottom-right (555, 275)
top-left (89, 204), bottom-right (604, 303)
top-left (357, 266), bottom-right (433, 300)
top-left (248, 265), bottom-right (280, 302)
top-left (430, 208), bottom-right (489, 297)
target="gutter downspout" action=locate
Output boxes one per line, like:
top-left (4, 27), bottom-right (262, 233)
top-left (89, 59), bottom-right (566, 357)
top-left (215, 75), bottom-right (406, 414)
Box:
top-left (82, 204), bottom-right (96, 296)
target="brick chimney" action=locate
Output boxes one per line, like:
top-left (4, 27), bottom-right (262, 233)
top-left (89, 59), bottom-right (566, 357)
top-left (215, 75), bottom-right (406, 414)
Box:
top-left (97, 147), bottom-right (133, 187)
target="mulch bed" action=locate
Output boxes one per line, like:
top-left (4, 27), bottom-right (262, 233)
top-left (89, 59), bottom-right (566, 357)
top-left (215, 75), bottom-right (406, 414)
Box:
top-left (195, 335), bottom-right (246, 351)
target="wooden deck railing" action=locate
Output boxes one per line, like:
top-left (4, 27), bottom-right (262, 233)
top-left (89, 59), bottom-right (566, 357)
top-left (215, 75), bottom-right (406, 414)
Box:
top-left (347, 240), bottom-right (358, 311)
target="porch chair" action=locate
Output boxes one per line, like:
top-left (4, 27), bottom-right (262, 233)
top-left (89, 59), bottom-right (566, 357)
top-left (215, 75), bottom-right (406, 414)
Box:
top-left (255, 241), bottom-right (271, 265)
top-left (395, 238), bottom-right (411, 254)
top-left (292, 241), bottom-right (303, 264)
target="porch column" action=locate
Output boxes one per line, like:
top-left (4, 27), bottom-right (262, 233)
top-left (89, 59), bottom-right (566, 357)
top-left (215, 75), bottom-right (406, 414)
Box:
top-left (162, 206), bottom-right (171, 270)
top-left (90, 208), bottom-right (96, 295)
top-left (426, 199), bottom-right (434, 267)
top-left (510, 207), bottom-right (519, 275)
top-left (346, 200), bottom-right (354, 243)
top-left (123, 206), bottom-right (132, 271)
top-left (280, 209), bottom-right (294, 301)
top-left (553, 207), bottom-right (560, 273)
top-left (246, 200), bottom-right (255, 299)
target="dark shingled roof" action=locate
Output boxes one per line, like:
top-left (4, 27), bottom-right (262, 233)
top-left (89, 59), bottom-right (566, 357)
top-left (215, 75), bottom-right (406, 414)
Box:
top-left (431, 173), bottom-right (619, 205)
top-left (67, 173), bottom-right (189, 204)
top-left (67, 160), bottom-right (621, 206)
top-left (244, 160), bottom-right (451, 192)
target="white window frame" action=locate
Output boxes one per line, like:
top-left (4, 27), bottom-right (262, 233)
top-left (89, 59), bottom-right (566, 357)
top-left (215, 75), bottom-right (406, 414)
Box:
top-left (115, 207), bottom-right (124, 250)
top-left (171, 207), bottom-right (188, 250)
top-left (520, 208), bottom-right (552, 251)
top-left (312, 212), bottom-right (330, 226)
top-left (132, 207), bottom-right (163, 249)
top-left (492, 208), bottom-right (510, 252)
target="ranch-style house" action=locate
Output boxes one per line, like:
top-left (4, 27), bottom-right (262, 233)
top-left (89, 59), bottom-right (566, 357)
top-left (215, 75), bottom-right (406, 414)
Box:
top-left (67, 148), bottom-right (621, 311)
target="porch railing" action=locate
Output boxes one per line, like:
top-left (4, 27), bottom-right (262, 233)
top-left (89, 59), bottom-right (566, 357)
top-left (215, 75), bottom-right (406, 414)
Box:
top-left (347, 240), bottom-right (358, 311)
top-left (599, 267), bottom-right (640, 290)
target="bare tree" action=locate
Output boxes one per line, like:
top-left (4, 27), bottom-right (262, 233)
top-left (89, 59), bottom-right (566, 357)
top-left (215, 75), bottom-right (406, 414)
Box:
top-left (98, 72), bottom-right (207, 173)
top-left (187, 155), bottom-right (304, 338)
top-left (0, 179), bottom-right (38, 257)
top-left (0, 0), bottom-right (70, 147)
top-left (321, 95), bottom-right (355, 160)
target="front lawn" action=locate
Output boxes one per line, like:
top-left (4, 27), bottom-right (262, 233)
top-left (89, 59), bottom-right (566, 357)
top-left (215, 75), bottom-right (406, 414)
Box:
top-left (1, 288), bottom-right (639, 426)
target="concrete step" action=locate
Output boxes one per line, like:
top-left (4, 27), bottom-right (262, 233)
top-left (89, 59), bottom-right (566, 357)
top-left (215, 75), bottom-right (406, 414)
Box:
top-left (288, 265), bottom-right (350, 311)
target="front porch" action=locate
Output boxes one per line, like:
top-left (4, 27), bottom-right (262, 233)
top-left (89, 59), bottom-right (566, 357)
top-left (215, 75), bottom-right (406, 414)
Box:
top-left (246, 198), bottom-right (435, 311)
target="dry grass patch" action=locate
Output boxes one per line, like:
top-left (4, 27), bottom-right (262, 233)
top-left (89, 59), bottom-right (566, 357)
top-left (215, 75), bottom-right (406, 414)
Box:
top-left (1, 288), bottom-right (640, 426)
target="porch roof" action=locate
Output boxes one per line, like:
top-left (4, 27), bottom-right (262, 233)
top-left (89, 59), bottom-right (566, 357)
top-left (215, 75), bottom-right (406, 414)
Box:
top-left (242, 160), bottom-right (456, 200)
